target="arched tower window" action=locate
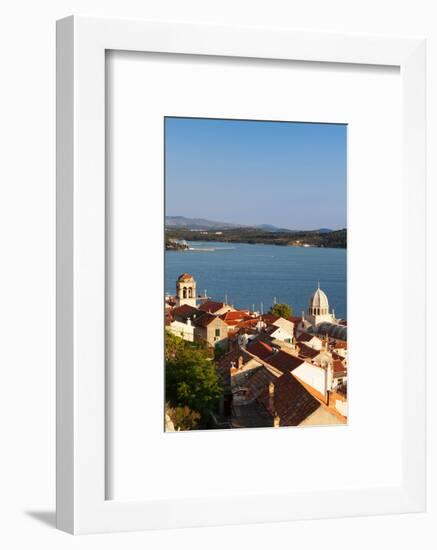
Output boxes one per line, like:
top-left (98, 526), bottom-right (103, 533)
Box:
top-left (183, 287), bottom-right (187, 298)
top-left (188, 287), bottom-right (193, 298)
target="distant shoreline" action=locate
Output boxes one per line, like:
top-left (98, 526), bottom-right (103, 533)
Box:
top-left (165, 228), bottom-right (347, 250)
top-left (166, 240), bottom-right (346, 251)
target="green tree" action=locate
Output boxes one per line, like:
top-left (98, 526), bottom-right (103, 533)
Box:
top-left (166, 404), bottom-right (201, 431)
top-left (164, 329), bottom-right (186, 360)
top-left (165, 332), bottom-right (222, 417)
top-left (269, 302), bottom-right (293, 319)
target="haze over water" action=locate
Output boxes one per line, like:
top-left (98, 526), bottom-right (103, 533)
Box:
top-left (165, 241), bottom-right (347, 319)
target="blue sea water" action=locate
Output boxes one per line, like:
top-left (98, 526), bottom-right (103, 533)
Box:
top-left (165, 241), bottom-right (347, 319)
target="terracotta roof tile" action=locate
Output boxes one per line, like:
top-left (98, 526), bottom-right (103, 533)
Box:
top-left (246, 339), bottom-right (274, 360)
top-left (297, 332), bottom-right (316, 342)
top-left (289, 316), bottom-right (302, 325)
top-left (216, 348), bottom-right (253, 391)
top-left (242, 366), bottom-right (278, 401)
top-left (192, 312), bottom-right (220, 327)
top-left (220, 310), bottom-right (252, 326)
top-left (258, 374), bottom-right (321, 426)
top-left (264, 350), bottom-right (304, 373)
top-left (177, 273), bottom-right (194, 281)
top-left (333, 360), bottom-right (347, 375)
top-left (261, 313), bottom-right (279, 325)
top-left (333, 340), bottom-right (347, 349)
top-left (298, 343), bottom-right (320, 359)
top-left (172, 304), bottom-right (200, 319)
top-left (198, 300), bottom-right (227, 314)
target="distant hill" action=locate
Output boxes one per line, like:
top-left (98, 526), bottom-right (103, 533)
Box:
top-left (165, 216), bottom-right (242, 230)
top-left (166, 225), bottom-right (346, 249)
top-left (166, 216), bottom-right (334, 233)
top-left (256, 224), bottom-right (293, 232)
top-left (255, 224), bottom-right (333, 233)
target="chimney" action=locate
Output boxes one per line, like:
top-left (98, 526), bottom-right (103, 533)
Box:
top-left (322, 335), bottom-right (329, 351)
top-left (238, 355), bottom-right (244, 369)
top-left (268, 382), bottom-right (275, 414)
top-left (186, 317), bottom-right (191, 326)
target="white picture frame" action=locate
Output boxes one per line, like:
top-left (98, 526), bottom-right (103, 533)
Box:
top-left (56, 15), bottom-right (426, 534)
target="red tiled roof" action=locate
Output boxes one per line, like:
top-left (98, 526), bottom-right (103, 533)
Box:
top-left (193, 312), bottom-right (221, 327)
top-left (297, 332), bottom-right (316, 342)
top-left (331, 351), bottom-right (345, 362)
top-left (258, 373), bottom-right (321, 426)
top-left (333, 360), bottom-right (347, 375)
top-left (216, 348), bottom-right (253, 391)
top-left (247, 339), bottom-right (274, 360)
top-left (217, 347), bottom-right (253, 370)
top-left (177, 273), bottom-right (194, 281)
top-left (290, 316), bottom-right (302, 325)
top-left (264, 350), bottom-right (304, 373)
top-left (221, 310), bottom-right (250, 320)
top-left (242, 366), bottom-right (278, 401)
top-left (298, 343), bottom-right (320, 360)
top-left (261, 313), bottom-right (279, 325)
top-left (220, 310), bottom-right (252, 326)
top-left (172, 304), bottom-right (200, 318)
top-left (234, 319), bottom-right (259, 329)
top-left (333, 340), bottom-right (347, 349)
top-left (198, 300), bottom-right (227, 314)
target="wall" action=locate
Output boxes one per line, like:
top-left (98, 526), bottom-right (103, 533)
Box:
top-left (293, 362), bottom-right (327, 396)
top-left (169, 320), bottom-right (194, 341)
top-left (0, 1), bottom-right (435, 549)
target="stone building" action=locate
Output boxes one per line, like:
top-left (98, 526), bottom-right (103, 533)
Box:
top-left (175, 273), bottom-right (197, 308)
top-left (192, 312), bottom-right (229, 349)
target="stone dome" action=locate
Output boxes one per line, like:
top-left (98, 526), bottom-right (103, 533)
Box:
top-left (308, 284), bottom-right (329, 312)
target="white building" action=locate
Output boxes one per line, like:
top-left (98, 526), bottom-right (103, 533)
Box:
top-left (168, 318), bottom-right (194, 342)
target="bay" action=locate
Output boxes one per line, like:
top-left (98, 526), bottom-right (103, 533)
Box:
top-left (165, 241), bottom-right (347, 320)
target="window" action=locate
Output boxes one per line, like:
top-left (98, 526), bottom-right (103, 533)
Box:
top-left (215, 328), bottom-right (220, 337)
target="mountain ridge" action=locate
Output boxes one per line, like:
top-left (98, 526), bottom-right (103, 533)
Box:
top-left (165, 215), bottom-right (334, 233)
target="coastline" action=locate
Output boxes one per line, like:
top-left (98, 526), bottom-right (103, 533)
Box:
top-left (165, 228), bottom-right (347, 250)
top-left (166, 240), bottom-right (347, 251)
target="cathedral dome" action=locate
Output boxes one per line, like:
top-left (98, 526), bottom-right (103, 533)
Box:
top-left (308, 285), bottom-right (329, 311)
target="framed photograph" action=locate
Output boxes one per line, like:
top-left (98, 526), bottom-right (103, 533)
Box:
top-left (164, 116), bottom-right (348, 431)
top-left (56, 16), bottom-right (426, 534)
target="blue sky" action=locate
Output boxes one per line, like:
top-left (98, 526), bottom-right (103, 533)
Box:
top-left (165, 117), bottom-right (346, 230)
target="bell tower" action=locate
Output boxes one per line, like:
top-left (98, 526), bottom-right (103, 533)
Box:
top-left (175, 273), bottom-right (197, 307)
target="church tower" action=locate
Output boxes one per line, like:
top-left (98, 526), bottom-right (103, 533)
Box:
top-left (175, 273), bottom-right (197, 307)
